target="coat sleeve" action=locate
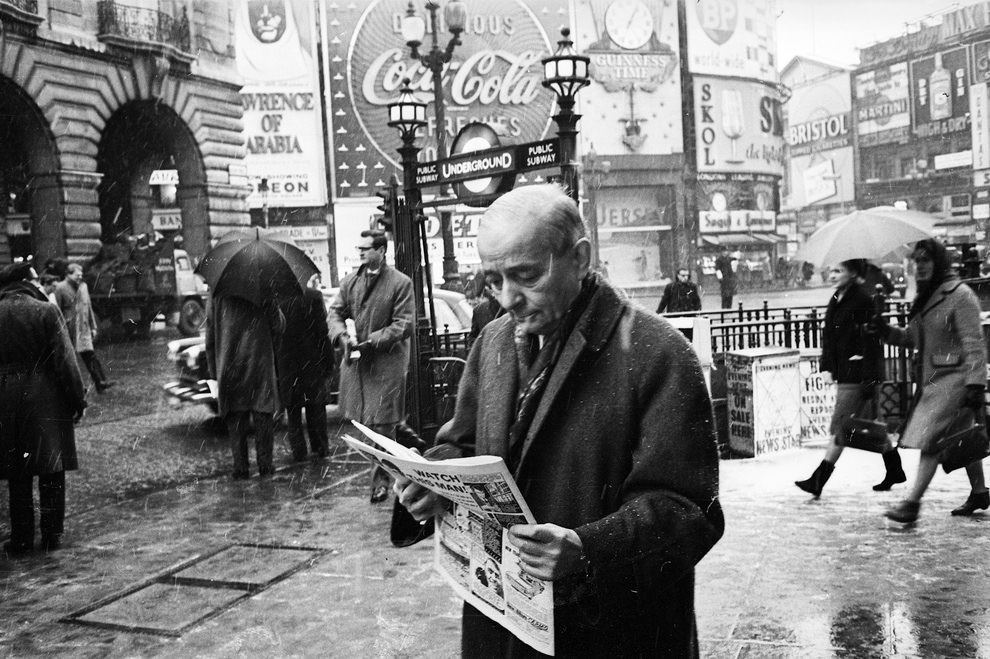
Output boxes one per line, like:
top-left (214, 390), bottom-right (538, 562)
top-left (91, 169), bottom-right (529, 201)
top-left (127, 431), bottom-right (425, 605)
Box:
top-left (689, 283), bottom-right (702, 311)
top-left (573, 326), bottom-right (724, 588)
top-left (954, 286), bottom-right (987, 387)
top-left (327, 281), bottom-right (351, 346)
top-left (47, 304), bottom-right (86, 413)
top-left (364, 273), bottom-right (413, 351)
top-left (205, 297), bottom-right (217, 379)
top-left (655, 284), bottom-right (670, 313)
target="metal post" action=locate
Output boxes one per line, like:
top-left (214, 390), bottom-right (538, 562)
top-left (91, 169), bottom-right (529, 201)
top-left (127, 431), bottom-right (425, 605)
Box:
top-left (552, 94), bottom-right (581, 209)
top-left (397, 140), bottom-right (436, 435)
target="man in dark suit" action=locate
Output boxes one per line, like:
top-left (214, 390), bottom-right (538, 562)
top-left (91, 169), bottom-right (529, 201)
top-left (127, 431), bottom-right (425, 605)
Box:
top-left (657, 267), bottom-right (702, 314)
top-left (394, 185), bottom-right (723, 657)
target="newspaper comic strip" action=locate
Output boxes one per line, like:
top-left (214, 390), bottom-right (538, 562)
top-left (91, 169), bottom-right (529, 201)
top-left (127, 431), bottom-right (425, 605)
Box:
top-left (343, 423), bottom-right (555, 655)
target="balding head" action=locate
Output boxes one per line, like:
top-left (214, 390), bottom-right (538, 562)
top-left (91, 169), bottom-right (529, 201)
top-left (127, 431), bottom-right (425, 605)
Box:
top-left (477, 185), bottom-right (591, 336)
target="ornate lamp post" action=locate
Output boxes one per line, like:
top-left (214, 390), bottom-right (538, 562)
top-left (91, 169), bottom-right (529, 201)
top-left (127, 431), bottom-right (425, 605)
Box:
top-left (542, 27), bottom-right (590, 207)
top-left (401, 0), bottom-right (467, 289)
top-left (387, 78), bottom-right (430, 432)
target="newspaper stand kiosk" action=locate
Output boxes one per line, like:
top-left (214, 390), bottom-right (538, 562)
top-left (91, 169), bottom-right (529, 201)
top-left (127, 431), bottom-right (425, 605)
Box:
top-left (726, 347), bottom-right (802, 457)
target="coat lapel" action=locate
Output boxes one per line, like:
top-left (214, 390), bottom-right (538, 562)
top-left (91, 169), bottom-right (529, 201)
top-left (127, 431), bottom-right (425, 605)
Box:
top-left (515, 282), bottom-right (625, 469)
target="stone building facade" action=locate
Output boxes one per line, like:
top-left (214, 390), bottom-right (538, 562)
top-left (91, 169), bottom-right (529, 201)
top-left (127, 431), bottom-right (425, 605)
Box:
top-left (0, 0), bottom-right (248, 266)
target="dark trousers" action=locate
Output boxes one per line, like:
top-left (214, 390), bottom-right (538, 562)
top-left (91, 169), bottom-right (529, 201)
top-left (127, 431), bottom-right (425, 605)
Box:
top-left (79, 350), bottom-right (108, 386)
top-left (8, 471), bottom-right (65, 548)
top-left (366, 423), bottom-right (395, 490)
top-left (225, 411), bottom-right (275, 476)
top-left (286, 403), bottom-right (329, 460)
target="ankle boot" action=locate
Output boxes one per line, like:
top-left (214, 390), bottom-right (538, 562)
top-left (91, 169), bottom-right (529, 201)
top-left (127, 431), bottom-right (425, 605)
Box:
top-left (885, 499), bottom-right (921, 523)
top-left (951, 490), bottom-right (990, 516)
top-left (795, 460), bottom-right (835, 498)
top-left (873, 450), bottom-right (907, 491)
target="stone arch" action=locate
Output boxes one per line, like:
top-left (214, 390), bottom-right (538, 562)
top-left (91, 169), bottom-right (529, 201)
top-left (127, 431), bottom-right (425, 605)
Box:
top-left (0, 75), bottom-right (62, 265)
top-left (96, 100), bottom-right (210, 257)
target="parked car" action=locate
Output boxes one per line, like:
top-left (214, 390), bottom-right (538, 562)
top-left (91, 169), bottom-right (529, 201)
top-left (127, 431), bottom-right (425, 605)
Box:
top-left (163, 287), bottom-right (470, 412)
top-left (880, 263), bottom-right (908, 298)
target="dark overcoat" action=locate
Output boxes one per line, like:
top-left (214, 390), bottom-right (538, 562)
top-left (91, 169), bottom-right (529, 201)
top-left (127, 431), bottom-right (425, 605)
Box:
top-left (437, 278), bottom-right (724, 658)
top-left (328, 264), bottom-right (413, 425)
top-left (0, 282), bottom-right (86, 478)
top-left (820, 283), bottom-right (883, 385)
top-left (276, 288), bottom-right (334, 405)
top-left (205, 295), bottom-right (283, 417)
top-left (886, 277), bottom-right (987, 450)
top-left (656, 279), bottom-right (702, 313)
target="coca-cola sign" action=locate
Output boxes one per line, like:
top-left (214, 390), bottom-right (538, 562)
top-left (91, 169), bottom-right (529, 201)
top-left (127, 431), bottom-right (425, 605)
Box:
top-left (345, 0), bottom-right (557, 169)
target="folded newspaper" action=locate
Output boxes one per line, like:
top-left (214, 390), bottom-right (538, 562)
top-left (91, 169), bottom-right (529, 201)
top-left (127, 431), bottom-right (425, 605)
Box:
top-left (343, 422), bottom-right (555, 656)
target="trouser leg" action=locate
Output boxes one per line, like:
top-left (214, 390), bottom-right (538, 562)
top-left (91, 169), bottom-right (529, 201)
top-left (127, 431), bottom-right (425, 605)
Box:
top-left (254, 411), bottom-right (275, 476)
top-left (8, 475), bottom-right (35, 549)
top-left (367, 423), bottom-right (394, 500)
top-left (305, 402), bottom-right (329, 457)
top-left (285, 405), bottom-right (308, 461)
top-left (39, 471), bottom-right (65, 541)
top-left (225, 411), bottom-right (251, 476)
top-left (79, 350), bottom-right (99, 384)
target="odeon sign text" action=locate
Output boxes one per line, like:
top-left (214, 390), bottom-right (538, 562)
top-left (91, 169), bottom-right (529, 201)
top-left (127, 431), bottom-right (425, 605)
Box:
top-left (348, 0), bottom-right (554, 164)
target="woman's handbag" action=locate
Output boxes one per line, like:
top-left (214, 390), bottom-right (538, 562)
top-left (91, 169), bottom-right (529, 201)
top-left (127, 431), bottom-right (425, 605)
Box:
top-left (838, 397), bottom-right (890, 453)
top-left (934, 408), bottom-right (990, 474)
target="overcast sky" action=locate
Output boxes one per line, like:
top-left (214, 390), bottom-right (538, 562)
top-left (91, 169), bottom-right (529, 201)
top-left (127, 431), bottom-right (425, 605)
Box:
top-left (776, 0), bottom-right (976, 69)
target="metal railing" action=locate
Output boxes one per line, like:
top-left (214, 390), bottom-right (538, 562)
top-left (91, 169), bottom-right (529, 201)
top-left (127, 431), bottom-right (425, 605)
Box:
top-left (97, 0), bottom-right (190, 52)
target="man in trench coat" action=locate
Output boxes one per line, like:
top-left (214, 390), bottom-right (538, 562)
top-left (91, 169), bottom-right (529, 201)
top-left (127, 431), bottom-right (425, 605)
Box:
top-left (395, 185), bottom-right (724, 657)
top-left (328, 229), bottom-right (413, 502)
top-left (0, 262), bottom-right (87, 555)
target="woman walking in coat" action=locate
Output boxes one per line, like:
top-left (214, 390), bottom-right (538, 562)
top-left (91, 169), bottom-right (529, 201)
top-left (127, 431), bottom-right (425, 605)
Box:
top-left (873, 239), bottom-right (989, 523)
top-left (0, 263), bottom-right (87, 555)
top-left (795, 260), bottom-right (906, 497)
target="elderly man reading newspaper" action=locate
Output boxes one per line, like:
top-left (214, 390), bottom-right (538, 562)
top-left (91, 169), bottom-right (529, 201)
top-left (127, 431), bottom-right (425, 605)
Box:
top-left (394, 185), bottom-right (724, 658)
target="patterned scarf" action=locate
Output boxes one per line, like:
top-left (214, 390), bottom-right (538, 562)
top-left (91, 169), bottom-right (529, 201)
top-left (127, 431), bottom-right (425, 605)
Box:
top-left (506, 274), bottom-right (598, 470)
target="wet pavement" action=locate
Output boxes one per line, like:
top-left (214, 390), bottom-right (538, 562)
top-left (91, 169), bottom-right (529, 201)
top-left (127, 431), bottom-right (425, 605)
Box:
top-left (2, 434), bottom-right (990, 658)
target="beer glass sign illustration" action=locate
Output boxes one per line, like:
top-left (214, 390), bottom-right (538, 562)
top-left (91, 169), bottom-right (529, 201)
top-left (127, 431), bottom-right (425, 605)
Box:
top-left (721, 89), bottom-right (745, 163)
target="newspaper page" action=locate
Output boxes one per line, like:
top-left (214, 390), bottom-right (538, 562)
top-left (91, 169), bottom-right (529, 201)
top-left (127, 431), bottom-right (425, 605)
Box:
top-left (343, 423), bottom-right (555, 655)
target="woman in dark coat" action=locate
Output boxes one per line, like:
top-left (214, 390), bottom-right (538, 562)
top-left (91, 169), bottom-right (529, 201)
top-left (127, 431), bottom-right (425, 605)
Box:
top-left (276, 283), bottom-right (334, 460)
top-left (876, 239), bottom-right (989, 523)
top-left (0, 263), bottom-right (86, 555)
top-left (795, 259), bottom-right (905, 497)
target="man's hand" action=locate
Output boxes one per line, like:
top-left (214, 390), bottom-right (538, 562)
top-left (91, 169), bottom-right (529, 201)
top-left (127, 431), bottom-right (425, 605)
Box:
top-left (393, 476), bottom-right (448, 522)
top-left (507, 524), bottom-right (586, 581)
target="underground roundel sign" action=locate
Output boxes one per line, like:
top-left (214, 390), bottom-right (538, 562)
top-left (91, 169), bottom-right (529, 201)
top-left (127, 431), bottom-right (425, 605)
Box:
top-left (450, 123), bottom-right (516, 200)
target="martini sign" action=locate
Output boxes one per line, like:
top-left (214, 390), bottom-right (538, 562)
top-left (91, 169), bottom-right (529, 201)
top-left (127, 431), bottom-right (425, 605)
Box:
top-left (344, 0), bottom-right (558, 168)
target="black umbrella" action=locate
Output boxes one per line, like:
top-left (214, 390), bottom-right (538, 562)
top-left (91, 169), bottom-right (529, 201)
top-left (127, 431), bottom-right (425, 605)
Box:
top-left (195, 227), bottom-right (318, 305)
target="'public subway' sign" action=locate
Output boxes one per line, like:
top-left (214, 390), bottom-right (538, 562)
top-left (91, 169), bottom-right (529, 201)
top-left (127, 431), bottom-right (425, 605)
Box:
top-left (415, 139), bottom-right (560, 187)
top-left (346, 0), bottom-right (557, 168)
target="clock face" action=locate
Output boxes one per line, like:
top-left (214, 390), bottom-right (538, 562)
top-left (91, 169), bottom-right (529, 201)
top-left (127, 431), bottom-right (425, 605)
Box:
top-left (605, 0), bottom-right (655, 50)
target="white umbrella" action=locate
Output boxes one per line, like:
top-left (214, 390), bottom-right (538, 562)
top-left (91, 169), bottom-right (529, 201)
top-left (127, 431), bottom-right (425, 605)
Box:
top-left (795, 206), bottom-right (936, 267)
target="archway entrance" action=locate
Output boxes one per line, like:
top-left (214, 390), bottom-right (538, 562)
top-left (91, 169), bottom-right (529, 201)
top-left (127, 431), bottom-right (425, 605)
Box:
top-left (0, 76), bottom-right (61, 266)
top-left (97, 101), bottom-right (208, 259)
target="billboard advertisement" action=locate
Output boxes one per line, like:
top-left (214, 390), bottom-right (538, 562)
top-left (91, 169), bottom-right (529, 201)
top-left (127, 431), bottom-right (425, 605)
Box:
top-left (910, 47), bottom-right (971, 139)
top-left (236, 0), bottom-right (328, 208)
top-left (685, 0), bottom-right (778, 83)
top-left (324, 0), bottom-right (567, 201)
top-left (572, 0), bottom-right (682, 154)
top-left (696, 172), bottom-right (778, 235)
top-left (694, 76), bottom-right (785, 176)
top-left (854, 62), bottom-right (911, 147)
top-left (785, 70), bottom-right (854, 208)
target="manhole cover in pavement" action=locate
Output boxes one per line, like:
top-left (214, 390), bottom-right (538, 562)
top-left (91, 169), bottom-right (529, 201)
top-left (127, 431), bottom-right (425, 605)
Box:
top-left (62, 543), bottom-right (327, 637)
